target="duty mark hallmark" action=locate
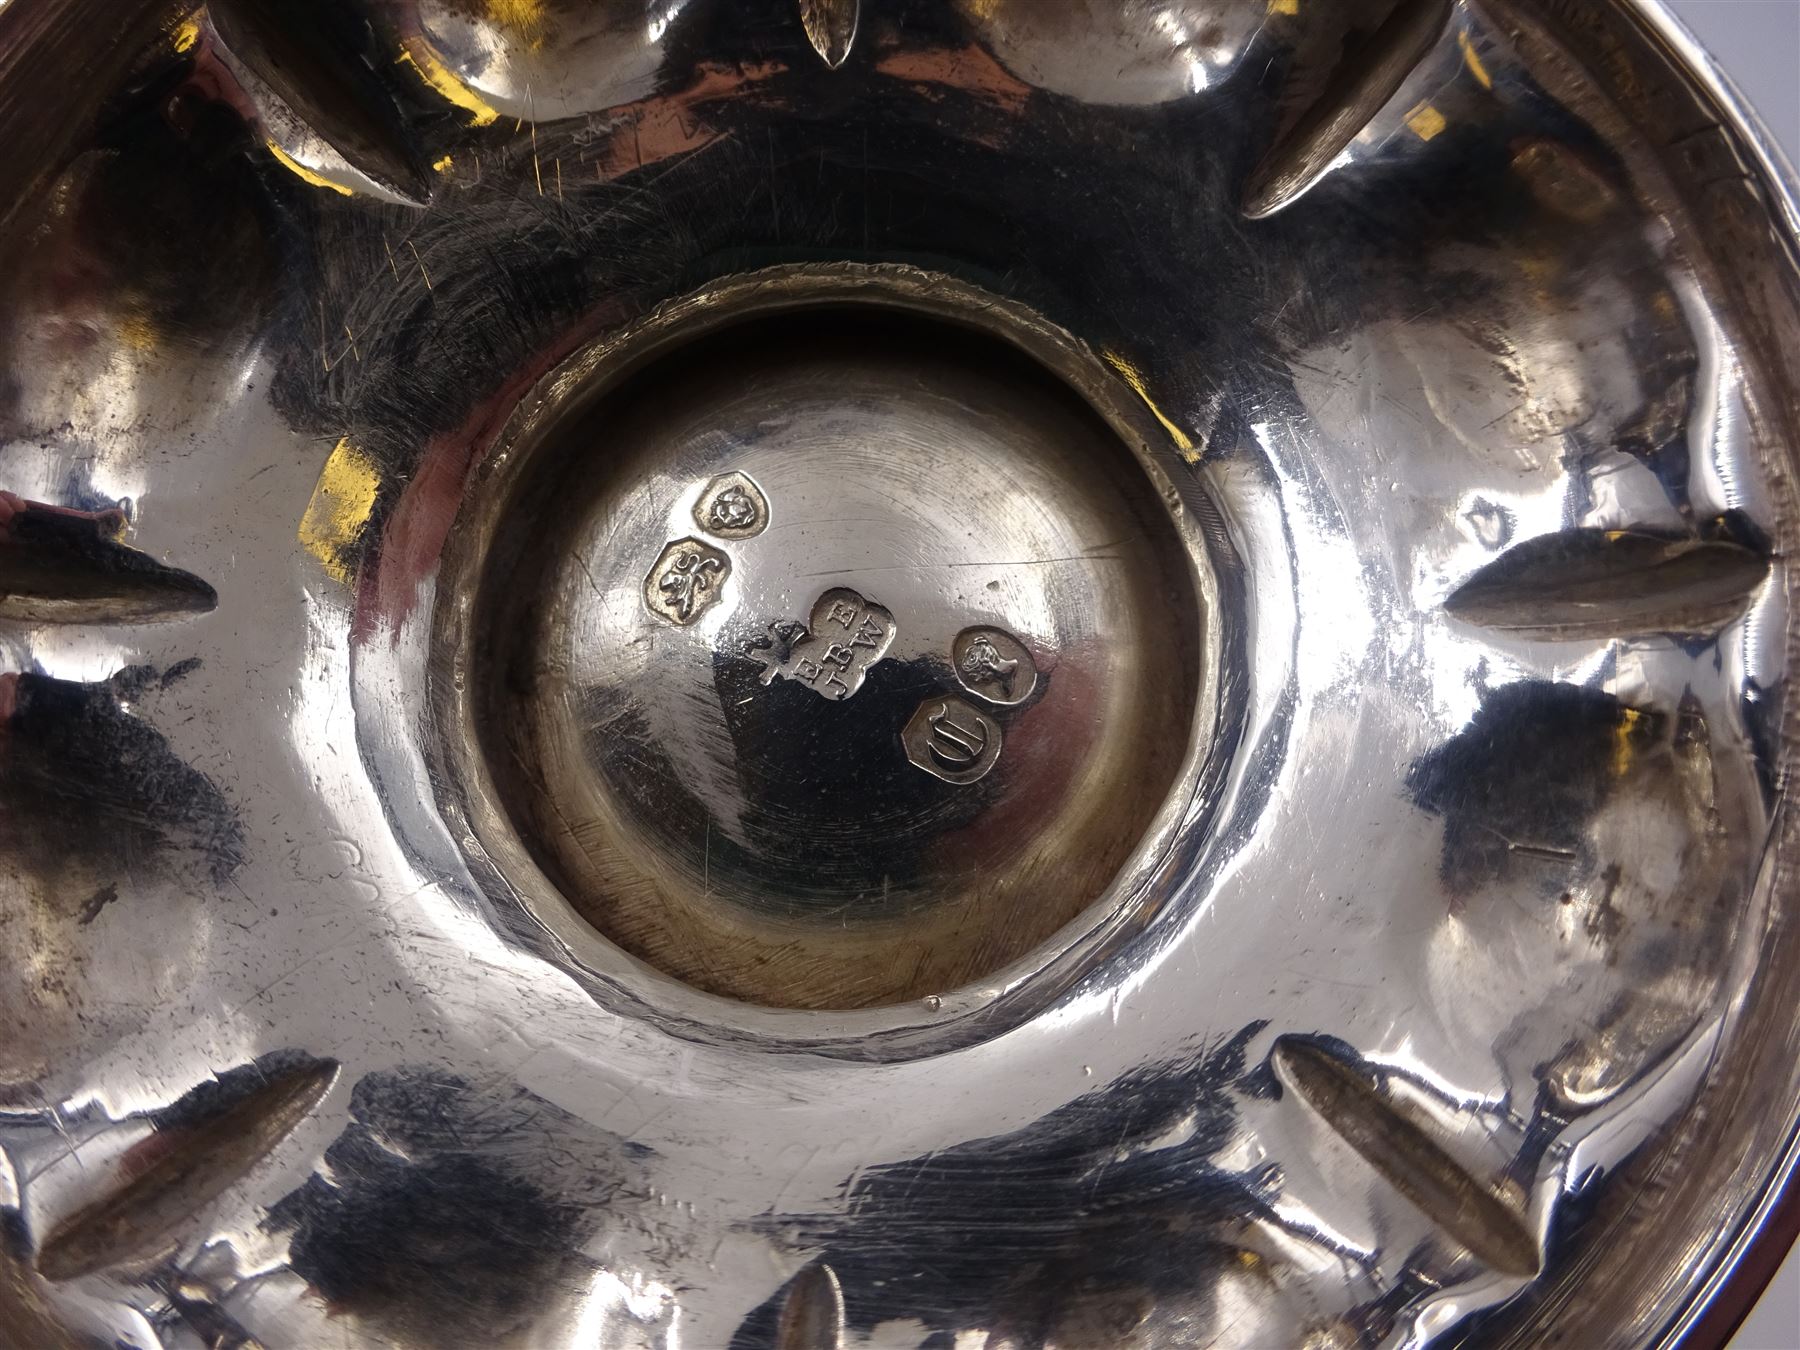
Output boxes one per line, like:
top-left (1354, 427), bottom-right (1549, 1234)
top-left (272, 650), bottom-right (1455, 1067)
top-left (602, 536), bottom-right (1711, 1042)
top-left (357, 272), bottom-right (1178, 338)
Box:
top-left (952, 626), bottom-right (1038, 706)
top-left (751, 587), bottom-right (895, 701)
top-left (645, 537), bottom-right (730, 625)
top-left (904, 697), bottom-right (1003, 785)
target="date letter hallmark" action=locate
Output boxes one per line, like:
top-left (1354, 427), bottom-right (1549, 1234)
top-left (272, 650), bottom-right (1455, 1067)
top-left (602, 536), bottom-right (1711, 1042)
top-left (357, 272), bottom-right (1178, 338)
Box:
top-left (903, 697), bottom-right (1003, 785)
top-left (644, 538), bottom-right (730, 626)
top-left (750, 588), bottom-right (895, 701)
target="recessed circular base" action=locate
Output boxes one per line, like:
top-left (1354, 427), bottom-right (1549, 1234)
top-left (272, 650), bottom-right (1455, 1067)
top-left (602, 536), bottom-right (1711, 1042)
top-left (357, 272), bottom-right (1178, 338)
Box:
top-left (468, 305), bottom-right (1202, 1009)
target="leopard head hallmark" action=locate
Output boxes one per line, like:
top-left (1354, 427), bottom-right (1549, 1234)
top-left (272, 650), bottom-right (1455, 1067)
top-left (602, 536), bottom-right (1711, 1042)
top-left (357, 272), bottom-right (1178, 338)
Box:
top-left (693, 471), bottom-right (770, 540)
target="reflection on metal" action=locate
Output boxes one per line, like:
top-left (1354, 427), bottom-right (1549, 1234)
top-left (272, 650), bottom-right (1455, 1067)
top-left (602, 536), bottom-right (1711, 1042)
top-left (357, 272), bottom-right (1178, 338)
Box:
top-left (1102, 348), bottom-right (1199, 460)
top-left (797, 0), bottom-right (859, 70)
top-left (774, 1262), bottom-right (845, 1350)
top-left (450, 285), bottom-right (1199, 1011)
top-left (954, 0), bottom-right (1267, 105)
top-left (1274, 1039), bottom-right (1541, 1280)
top-left (298, 439), bottom-right (381, 585)
top-left (0, 494), bottom-right (216, 624)
top-left (36, 1060), bottom-right (337, 1281)
top-left (262, 138), bottom-right (355, 197)
top-left (1243, 0), bottom-right (1456, 217)
top-left (1444, 529), bottom-right (1770, 640)
top-left (395, 36), bottom-right (502, 126)
top-left (1, 0), bottom-right (1798, 1344)
top-left (0, 1249), bottom-right (79, 1350)
top-left (209, 0), bottom-right (432, 203)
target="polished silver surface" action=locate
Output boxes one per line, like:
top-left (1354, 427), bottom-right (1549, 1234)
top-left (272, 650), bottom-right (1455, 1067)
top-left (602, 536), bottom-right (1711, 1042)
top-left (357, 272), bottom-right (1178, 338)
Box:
top-left (1, 1), bottom-right (1798, 1346)
top-left (440, 285), bottom-right (1204, 1011)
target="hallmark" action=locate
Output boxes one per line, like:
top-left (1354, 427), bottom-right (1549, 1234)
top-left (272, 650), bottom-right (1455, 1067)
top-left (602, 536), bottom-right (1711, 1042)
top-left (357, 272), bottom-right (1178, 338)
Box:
top-left (644, 537), bottom-right (730, 625)
top-left (903, 697), bottom-right (1003, 785)
top-left (751, 587), bottom-right (895, 701)
top-left (952, 626), bottom-right (1038, 706)
top-left (694, 471), bottom-right (770, 541)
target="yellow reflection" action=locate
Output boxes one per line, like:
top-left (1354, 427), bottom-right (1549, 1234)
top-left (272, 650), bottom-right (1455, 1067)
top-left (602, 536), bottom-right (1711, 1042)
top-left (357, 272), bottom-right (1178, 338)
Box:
top-left (116, 307), bottom-right (158, 352)
top-left (1458, 30), bottom-right (1493, 90)
top-left (1612, 707), bottom-right (1645, 779)
top-left (1405, 102), bottom-right (1448, 142)
top-left (398, 40), bottom-right (501, 126)
top-left (488, 0), bottom-right (547, 49)
top-left (1101, 350), bottom-right (1198, 463)
top-left (488, 0), bottom-right (544, 26)
top-left (299, 439), bottom-right (381, 584)
top-left (264, 139), bottom-right (354, 196)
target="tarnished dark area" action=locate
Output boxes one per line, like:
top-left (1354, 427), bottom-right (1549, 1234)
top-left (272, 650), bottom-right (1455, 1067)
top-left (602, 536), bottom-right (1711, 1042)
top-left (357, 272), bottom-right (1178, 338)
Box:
top-left (267, 1068), bottom-right (651, 1343)
top-left (0, 666), bottom-right (243, 885)
top-left (1406, 680), bottom-right (1655, 895)
top-left (751, 1029), bottom-right (1275, 1346)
